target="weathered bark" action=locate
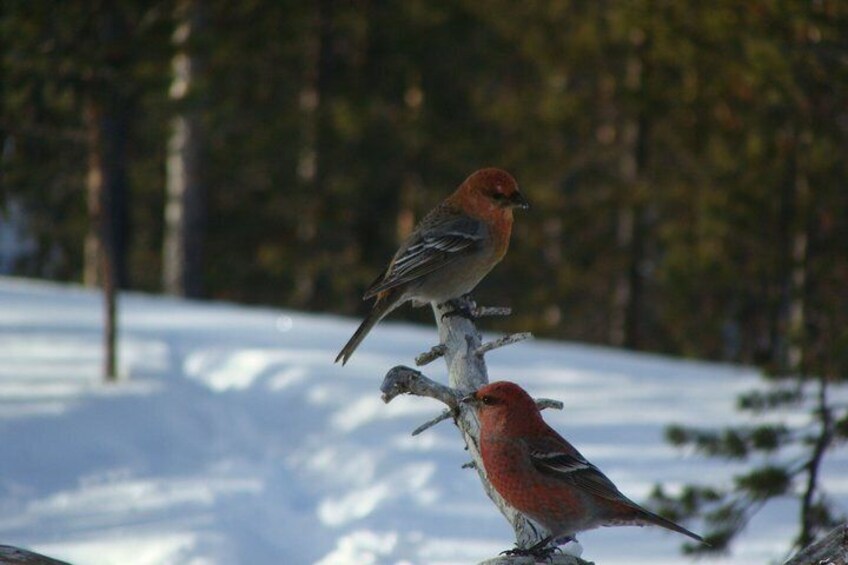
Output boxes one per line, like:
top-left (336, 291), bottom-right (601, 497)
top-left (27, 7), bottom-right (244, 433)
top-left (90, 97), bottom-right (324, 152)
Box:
top-left (80, 5), bottom-right (134, 382)
top-left (82, 101), bottom-right (130, 292)
top-left (84, 96), bottom-right (120, 382)
top-left (162, 0), bottom-right (205, 297)
top-left (82, 10), bottom-right (131, 291)
top-left (380, 297), bottom-right (591, 565)
top-left (784, 523), bottom-right (847, 565)
top-left (0, 545), bottom-right (72, 565)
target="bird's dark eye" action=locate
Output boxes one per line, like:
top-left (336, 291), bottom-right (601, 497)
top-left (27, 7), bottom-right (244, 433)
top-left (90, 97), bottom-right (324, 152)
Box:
top-left (481, 395), bottom-right (496, 405)
top-left (491, 192), bottom-right (507, 201)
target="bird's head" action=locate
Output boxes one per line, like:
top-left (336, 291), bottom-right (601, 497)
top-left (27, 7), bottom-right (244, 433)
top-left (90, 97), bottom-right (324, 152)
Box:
top-left (461, 380), bottom-right (542, 433)
top-left (462, 168), bottom-right (529, 210)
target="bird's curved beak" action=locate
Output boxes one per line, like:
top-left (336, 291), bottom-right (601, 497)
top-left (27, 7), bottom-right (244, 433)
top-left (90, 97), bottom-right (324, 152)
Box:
top-left (510, 191), bottom-right (530, 210)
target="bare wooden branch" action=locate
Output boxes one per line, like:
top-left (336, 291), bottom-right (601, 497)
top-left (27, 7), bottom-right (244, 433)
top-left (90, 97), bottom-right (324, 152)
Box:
top-left (476, 332), bottom-right (533, 357)
top-left (411, 409), bottom-right (453, 436)
top-left (380, 365), bottom-right (460, 408)
top-left (415, 344), bottom-right (446, 366)
top-left (473, 305), bottom-right (512, 317)
top-left (441, 296), bottom-right (511, 319)
top-left (0, 545), bottom-right (72, 565)
top-left (409, 398), bottom-right (562, 437)
top-left (783, 523), bottom-right (847, 565)
top-left (537, 398), bottom-right (564, 411)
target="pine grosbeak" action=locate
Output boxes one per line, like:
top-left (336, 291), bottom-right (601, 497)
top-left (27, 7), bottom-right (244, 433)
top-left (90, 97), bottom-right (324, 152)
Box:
top-left (464, 381), bottom-right (703, 549)
top-left (336, 168), bottom-right (528, 365)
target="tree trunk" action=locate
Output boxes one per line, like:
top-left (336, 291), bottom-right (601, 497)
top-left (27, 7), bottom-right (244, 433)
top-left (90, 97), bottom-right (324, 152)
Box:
top-left (772, 132), bottom-right (809, 373)
top-left (610, 46), bottom-right (649, 350)
top-left (84, 95), bottom-right (122, 382)
top-left (163, 0), bottom-right (205, 297)
top-left (81, 5), bottom-right (131, 382)
top-left (82, 11), bottom-right (131, 291)
top-left (291, 0), bottom-right (336, 308)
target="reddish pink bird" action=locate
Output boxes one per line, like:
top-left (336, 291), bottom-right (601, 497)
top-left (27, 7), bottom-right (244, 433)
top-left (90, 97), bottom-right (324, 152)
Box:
top-left (336, 168), bottom-right (528, 365)
top-left (465, 381), bottom-right (703, 551)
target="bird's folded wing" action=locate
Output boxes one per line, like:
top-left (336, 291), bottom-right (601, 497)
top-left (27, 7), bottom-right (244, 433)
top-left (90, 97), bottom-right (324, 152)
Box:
top-left (363, 215), bottom-right (486, 299)
top-left (528, 439), bottom-right (629, 503)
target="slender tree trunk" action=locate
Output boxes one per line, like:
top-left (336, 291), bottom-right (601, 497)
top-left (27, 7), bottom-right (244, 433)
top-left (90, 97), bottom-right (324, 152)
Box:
top-left (610, 43), bottom-right (649, 349)
top-left (788, 171), bottom-right (809, 371)
top-left (773, 131), bottom-right (809, 373)
top-left (84, 95), bottom-right (126, 382)
top-left (83, 109), bottom-right (129, 292)
top-left (292, 0), bottom-right (334, 307)
top-left (163, 0), bottom-right (205, 297)
top-left (81, 7), bottom-right (132, 382)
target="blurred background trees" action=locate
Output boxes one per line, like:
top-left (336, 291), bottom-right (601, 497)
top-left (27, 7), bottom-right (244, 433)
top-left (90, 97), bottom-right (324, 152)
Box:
top-left (2, 0), bottom-right (846, 553)
top-left (4, 0), bottom-right (846, 369)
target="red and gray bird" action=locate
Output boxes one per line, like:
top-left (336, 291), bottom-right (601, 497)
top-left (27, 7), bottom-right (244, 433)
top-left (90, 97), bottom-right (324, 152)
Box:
top-left (335, 168), bottom-right (528, 365)
top-left (464, 381), bottom-right (703, 548)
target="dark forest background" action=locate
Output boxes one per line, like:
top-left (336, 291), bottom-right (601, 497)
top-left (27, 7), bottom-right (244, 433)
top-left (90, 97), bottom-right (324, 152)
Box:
top-left (2, 0), bottom-right (847, 377)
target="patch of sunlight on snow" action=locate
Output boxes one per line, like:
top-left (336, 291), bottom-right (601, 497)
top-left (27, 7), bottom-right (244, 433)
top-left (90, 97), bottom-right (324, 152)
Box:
top-left (24, 476), bottom-right (262, 520)
top-left (331, 395), bottom-right (436, 433)
top-left (318, 463), bottom-right (437, 526)
top-left (318, 483), bottom-right (392, 526)
top-left (390, 431), bottom-right (456, 452)
top-left (0, 336), bottom-right (99, 363)
top-left (330, 396), bottom-right (385, 432)
top-left (0, 381), bottom-right (93, 399)
top-left (266, 366), bottom-right (308, 390)
top-left (295, 445), bottom-right (378, 486)
top-left (519, 367), bottom-right (625, 386)
top-left (306, 384), bottom-right (335, 405)
top-left (0, 357), bottom-right (98, 381)
top-left (184, 350), bottom-right (269, 390)
top-left (574, 444), bottom-right (676, 460)
top-left (38, 532), bottom-right (200, 565)
top-left (184, 348), bottom-right (332, 391)
top-left (314, 530), bottom-right (398, 565)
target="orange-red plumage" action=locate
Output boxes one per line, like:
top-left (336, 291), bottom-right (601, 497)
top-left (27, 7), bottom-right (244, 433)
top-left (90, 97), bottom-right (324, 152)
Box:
top-left (335, 168), bottom-right (528, 365)
top-left (466, 381), bottom-right (703, 545)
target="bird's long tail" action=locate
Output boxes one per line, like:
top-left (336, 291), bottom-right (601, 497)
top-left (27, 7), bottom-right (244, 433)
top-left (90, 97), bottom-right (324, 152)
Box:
top-left (335, 290), bottom-right (400, 365)
top-left (636, 507), bottom-right (704, 543)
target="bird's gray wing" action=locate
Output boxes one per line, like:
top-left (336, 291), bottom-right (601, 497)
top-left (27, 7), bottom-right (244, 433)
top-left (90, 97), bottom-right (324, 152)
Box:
top-left (363, 213), bottom-right (486, 299)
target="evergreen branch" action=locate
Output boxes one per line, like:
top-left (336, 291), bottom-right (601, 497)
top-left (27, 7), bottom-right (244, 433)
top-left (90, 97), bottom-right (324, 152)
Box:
top-left (798, 375), bottom-right (836, 549)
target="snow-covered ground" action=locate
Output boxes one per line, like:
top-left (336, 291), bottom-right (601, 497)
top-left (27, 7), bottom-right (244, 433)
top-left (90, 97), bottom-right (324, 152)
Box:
top-left (0, 277), bottom-right (844, 565)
